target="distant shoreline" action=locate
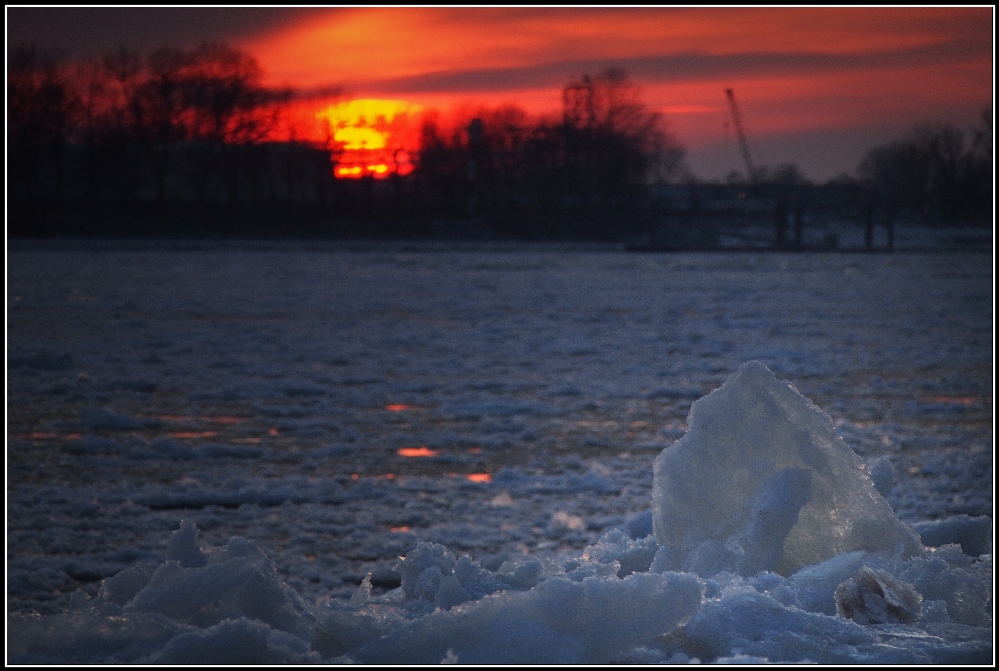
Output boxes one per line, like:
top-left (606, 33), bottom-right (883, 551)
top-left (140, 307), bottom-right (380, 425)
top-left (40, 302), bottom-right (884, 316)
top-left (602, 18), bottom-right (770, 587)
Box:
top-left (7, 235), bottom-right (992, 255)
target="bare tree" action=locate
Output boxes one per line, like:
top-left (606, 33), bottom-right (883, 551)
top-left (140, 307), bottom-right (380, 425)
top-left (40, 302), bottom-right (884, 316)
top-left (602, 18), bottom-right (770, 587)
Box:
top-left (559, 68), bottom-right (686, 235)
top-left (135, 47), bottom-right (191, 205)
top-left (8, 46), bottom-right (78, 204)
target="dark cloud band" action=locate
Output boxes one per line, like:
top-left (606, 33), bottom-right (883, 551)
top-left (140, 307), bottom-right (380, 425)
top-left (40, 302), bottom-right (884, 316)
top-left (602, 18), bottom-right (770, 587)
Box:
top-left (334, 38), bottom-right (989, 96)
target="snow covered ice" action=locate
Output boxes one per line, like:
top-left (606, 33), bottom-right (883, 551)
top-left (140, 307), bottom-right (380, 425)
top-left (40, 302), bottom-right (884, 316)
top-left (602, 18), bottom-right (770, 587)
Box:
top-left (6, 242), bottom-right (993, 663)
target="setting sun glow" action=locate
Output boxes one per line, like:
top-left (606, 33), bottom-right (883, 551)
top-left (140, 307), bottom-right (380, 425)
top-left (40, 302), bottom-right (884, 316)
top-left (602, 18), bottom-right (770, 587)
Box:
top-left (316, 99), bottom-right (419, 148)
top-left (316, 98), bottom-right (421, 179)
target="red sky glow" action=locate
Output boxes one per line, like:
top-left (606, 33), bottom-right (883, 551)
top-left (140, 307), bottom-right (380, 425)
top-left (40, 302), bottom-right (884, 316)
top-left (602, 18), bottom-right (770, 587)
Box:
top-left (7, 6), bottom-right (993, 181)
top-left (239, 7), bottom-right (993, 180)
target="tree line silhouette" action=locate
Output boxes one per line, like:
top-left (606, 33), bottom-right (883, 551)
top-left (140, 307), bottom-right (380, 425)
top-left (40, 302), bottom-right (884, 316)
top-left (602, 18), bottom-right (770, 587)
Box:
top-left (857, 113), bottom-right (992, 227)
top-left (9, 43), bottom-right (326, 237)
top-left (7, 42), bottom-right (992, 240)
top-left (407, 68), bottom-right (687, 240)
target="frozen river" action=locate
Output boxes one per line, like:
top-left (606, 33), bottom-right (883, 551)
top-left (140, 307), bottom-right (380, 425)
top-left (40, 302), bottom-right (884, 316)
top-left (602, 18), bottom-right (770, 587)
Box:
top-left (6, 241), bottom-right (993, 662)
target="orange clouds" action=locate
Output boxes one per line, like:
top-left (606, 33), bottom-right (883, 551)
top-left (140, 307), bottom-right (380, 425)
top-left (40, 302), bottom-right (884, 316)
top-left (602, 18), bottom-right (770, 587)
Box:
top-left (234, 7), bottom-right (990, 177)
top-left (244, 7), bottom-right (990, 89)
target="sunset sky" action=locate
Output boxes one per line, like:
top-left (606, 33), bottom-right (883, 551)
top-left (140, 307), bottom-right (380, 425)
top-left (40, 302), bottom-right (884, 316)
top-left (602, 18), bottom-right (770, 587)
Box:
top-left (7, 6), bottom-right (993, 182)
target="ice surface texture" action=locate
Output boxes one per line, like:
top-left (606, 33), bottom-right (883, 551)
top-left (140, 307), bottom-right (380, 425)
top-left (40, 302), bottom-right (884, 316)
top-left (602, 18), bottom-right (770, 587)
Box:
top-left (8, 358), bottom-right (993, 664)
top-left (9, 519), bottom-right (991, 665)
top-left (9, 248), bottom-right (992, 616)
top-left (653, 361), bottom-right (923, 576)
top-left (6, 243), bottom-right (993, 665)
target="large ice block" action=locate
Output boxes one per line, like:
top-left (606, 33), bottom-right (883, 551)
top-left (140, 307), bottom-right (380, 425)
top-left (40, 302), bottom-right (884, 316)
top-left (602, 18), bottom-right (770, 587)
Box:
top-left (652, 361), bottom-right (922, 576)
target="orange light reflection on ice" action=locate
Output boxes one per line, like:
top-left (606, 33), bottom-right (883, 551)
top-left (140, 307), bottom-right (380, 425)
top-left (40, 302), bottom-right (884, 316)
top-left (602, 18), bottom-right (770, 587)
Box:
top-left (386, 404), bottom-right (416, 411)
top-left (931, 396), bottom-right (979, 405)
top-left (154, 415), bottom-right (249, 424)
top-left (398, 446), bottom-right (439, 457)
top-left (209, 416), bottom-right (250, 425)
top-left (447, 472), bottom-right (492, 482)
top-left (168, 431), bottom-right (219, 439)
top-left (25, 432), bottom-right (83, 441)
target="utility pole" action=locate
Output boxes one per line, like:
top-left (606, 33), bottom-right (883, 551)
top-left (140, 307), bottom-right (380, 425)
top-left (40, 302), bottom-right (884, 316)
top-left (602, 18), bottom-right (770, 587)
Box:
top-left (725, 88), bottom-right (758, 184)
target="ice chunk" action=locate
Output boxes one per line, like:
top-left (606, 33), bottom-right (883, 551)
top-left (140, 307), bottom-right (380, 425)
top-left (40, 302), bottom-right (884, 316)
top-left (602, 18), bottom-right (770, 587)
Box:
top-left (353, 571), bottom-right (704, 665)
top-left (868, 458), bottom-right (896, 497)
top-left (126, 535), bottom-right (311, 641)
top-left (435, 574), bottom-right (471, 611)
top-left (166, 519), bottom-right (208, 568)
top-left (786, 550), bottom-right (872, 615)
top-left (581, 528), bottom-right (658, 578)
top-left (398, 543), bottom-right (457, 602)
top-left (7, 610), bottom-right (186, 664)
top-left (738, 467), bottom-right (813, 576)
top-left (496, 556), bottom-right (545, 590)
top-left (348, 574), bottom-right (372, 607)
top-left (98, 562), bottom-right (157, 607)
top-left (898, 554), bottom-right (993, 627)
top-left (678, 582), bottom-right (951, 664)
top-left (397, 542), bottom-right (500, 607)
top-left (912, 515), bottom-right (992, 557)
top-left (834, 566), bottom-right (922, 625)
top-left (148, 617), bottom-right (318, 664)
top-left (623, 509), bottom-right (654, 539)
top-left (652, 361), bottom-right (922, 576)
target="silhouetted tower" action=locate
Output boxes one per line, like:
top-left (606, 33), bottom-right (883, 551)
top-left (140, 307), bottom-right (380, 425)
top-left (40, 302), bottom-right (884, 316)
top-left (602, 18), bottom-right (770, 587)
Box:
top-left (725, 88), bottom-right (758, 184)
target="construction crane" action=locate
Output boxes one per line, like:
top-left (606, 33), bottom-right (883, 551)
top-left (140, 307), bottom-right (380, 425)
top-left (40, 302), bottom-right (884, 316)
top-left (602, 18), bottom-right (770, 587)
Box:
top-left (725, 88), bottom-right (758, 184)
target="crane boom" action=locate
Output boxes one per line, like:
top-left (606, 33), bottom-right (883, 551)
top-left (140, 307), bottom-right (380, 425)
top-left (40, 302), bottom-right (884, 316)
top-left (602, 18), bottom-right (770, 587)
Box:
top-left (725, 88), bottom-right (757, 184)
